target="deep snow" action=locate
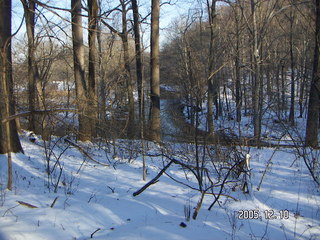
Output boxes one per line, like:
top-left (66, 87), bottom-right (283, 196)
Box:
top-left (0, 133), bottom-right (319, 240)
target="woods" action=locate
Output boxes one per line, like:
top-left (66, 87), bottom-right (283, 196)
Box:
top-left (0, 0), bottom-right (317, 189)
top-left (162, 0), bottom-right (317, 145)
top-left (0, 1), bottom-right (320, 239)
top-left (0, 0), bottom-right (316, 147)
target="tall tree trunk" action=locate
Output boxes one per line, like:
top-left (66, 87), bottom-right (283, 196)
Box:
top-left (132, 0), bottom-right (146, 179)
top-left (0, 0), bottom-right (23, 191)
top-left (22, 0), bottom-right (46, 134)
top-left (97, 9), bottom-right (106, 122)
top-left (150, 0), bottom-right (161, 142)
top-left (288, 7), bottom-right (295, 125)
top-left (88, 0), bottom-right (98, 137)
top-left (206, 0), bottom-right (217, 134)
top-left (22, 0), bottom-right (38, 131)
top-left (120, 0), bottom-right (135, 137)
top-left (299, 39), bottom-right (308, 118)
top-left (71, 0), bottom-right (91, 141)
top-left (251, 0), bottom-right (262, 144)
top-left (235, 15), bottom-right (241, 123)
top-left (281, 62), bottom-right (286, 115)
top-left (0, 0), bottom-right (23, 154)
top-left (132, 0), bottom-right (144, 129)
top-left (305, 0), bottom-right (320, 147)
top-left (275, 63), bottom-right (281, 116)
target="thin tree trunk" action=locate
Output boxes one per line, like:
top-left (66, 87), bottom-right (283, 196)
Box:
top-left (207, 0), bottom-right (217, 134)
top-left (281, 63), bottom-right (286, 115)
top-left (97, 12), bottom-right (106, 122)
top-left (120, 1), bottom-right (134, 137)
top-left (150, 0), bottom-right (161, 142)
top-left (235, 28), bottom-right (241, 122)
top-left (251, 0), bottom-right (262, 144)
top-left (132, 0), bottom-right (144, 131)
top-left (288, 8), bottom-right (295, 125)
top-left (299, 40), bottom-right (308, 118)
top-left (275, 63), bottom-right (281, 116)
top-left (88, 0), bottom-right (98, 137)
top-left (243, 72), bottom-right (248, 116)
top-left (22, 0), bottom-right (37, 131)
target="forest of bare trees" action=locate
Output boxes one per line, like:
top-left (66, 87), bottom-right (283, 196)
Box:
top-left (0, 0), bottom-right (319, 188)
top-left (161, 0), bottom-right (318, 145)
top-left (1, 2), bottom-right (320, 239)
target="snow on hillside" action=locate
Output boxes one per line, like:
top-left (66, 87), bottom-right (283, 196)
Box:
top-left (0, 135), bottom-right (319, 240)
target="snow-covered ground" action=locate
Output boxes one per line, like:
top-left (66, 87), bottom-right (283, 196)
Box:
top-left (0, 134), bottom-right (319, 240)
top-left (183, 86), bottom-right (311, 147)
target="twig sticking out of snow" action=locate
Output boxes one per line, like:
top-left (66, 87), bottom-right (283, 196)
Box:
top-left (91, 228), bottom-right (101, 238)
top-left (257, 148), bottom-right (277, 191)
top-left (50, 197), bottom-right (59, 208)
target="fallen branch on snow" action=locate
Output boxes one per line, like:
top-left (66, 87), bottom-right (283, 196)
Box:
top-left (64, 138), bottom-right (109, 167)
top-left (17, 201), bottom-right (38, 208)
top-left (91, 228), bottom-right (101, 238)
top-left (133, 160), bottom-right (173, 196)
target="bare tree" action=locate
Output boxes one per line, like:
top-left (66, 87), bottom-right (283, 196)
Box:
top-left (131, 0), bottom-right (144, 126)
top-left (21, 0), bottom-right (40, 131)
top-left (306, 0), bottom-right (320, 147)
top-left (206, 0), bottom-right (217, 134)
top-left (101, 0), bottom-right (135, 136)
top-left (71, 0), bottom-right (92, 141)
top-left (150, 0), bottom-right (161, 142)
top-left (0, 0), bottom-right (23, 191)
top-left (88, 0), bottom-right (98, 137)
top-left (250, 0), bottom-right (262, 144)
top-left (288, 1), bottom-right (296, 125)
top-left (120, 0), bottom-right (135, 137)
top-left (230, 2), bottom-right (243, 123)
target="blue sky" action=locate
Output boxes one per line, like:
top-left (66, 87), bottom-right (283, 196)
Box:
top-left (11, 0), bottom-right (199, 47)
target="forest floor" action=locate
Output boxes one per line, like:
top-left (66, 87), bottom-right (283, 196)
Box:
top-left (0, 132), bottom-right (319, 240)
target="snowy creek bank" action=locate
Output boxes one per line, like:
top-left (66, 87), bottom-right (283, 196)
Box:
top-left (0, 134), bottom-right (319, 239)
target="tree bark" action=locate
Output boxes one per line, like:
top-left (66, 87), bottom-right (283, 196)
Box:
top-left (71, 0), bottom-right (91, 141)
top-left (88, 0), bottom-right (98, 137)
top-left (305, 0), bottom-right (320, 148)
top-left (0, 0), bottom-right (23, 154)
top-left (97, 7), bottom-right (106, 122)
top-left (206, 0), bottom-right (216, 134)
top-left (22, 0), bottom-right (37, 131)
top-left (120, 0), bottom-right (135, 138)
top-left (22, 0), bottom-right (47, 134)
top-left (234, 5), bottom-right (242, 123)
top-left (0, 0), bottom-right (23, 155)
top-left (288, 6), bottom-right (295, 125)
top-left (132, 0), bottom-right (144, 128)
top-left (150, 0), bottom-right (161, 142)
top-left (251, 0), bottom-right (262, 144)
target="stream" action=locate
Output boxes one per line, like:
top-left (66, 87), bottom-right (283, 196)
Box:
top-left (27, 88), bottom-right (221, 144)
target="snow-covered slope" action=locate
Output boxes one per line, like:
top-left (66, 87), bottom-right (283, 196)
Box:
top-left (0, 136), bottom-right (319, 240)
